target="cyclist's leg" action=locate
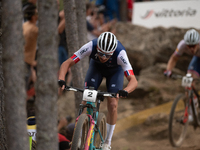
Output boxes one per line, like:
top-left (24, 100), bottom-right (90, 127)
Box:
top-left (187, 56), bottom-right (200, 78)
top-left (83, 61), bottom-right (103, 112)
top-left (84, 60), bottom-right (103, 90)
top-left (187, 56), bottom-right (200, 120)
top-left (104, 67), bottom-right (124, 146)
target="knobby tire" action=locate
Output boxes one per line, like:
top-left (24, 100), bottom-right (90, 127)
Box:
top-left (168, 94), bottom-right (188, 147)
top-left (71, 114), bottom-right (89, 150)
top-left (93, 113), bottom-right (107, 148)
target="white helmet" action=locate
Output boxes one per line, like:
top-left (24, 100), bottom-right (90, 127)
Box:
top-left (184, 29), bottom-right (200, 45)
top-left (97, 32), bottom-right (118, 55)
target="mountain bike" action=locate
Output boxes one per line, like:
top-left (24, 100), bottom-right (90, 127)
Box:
top-left (65, 86), bottom-right (116, 150)
top-left (168, 73), bottom-right (200, 147)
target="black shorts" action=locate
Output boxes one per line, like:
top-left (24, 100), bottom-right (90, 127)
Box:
top-left (84, 59), bottom-right (124, 93)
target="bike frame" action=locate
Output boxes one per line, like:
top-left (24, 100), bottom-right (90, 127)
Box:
top-left (66, 87), bottom-right (115, 150)
top-left (182, 84), bottom-right (200, 126)
top-left (74, 101), bottom-right (104, 150)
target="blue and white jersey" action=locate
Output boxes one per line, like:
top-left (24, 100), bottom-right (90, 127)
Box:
top-left (71, 38), bottom-right (134, 77)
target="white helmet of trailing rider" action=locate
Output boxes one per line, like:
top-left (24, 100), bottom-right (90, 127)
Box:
top-left (97, 32), bottom-right (118, 55)
top-left (184, 29), bottom-right (200, 45)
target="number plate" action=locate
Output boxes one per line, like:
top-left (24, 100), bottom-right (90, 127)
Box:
top-left (182, 76), bottom-right (193, 87)
top-left (82, 89), bottom-right (98, 102)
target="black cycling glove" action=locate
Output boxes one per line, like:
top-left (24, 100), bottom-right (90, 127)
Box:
top-left (58, 80), bottom-right (66, 88)
top-left (118, 90), bottom-right (128, 98)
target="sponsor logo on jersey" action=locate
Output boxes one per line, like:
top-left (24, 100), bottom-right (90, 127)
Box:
top-left (80, 48), bottom-right (89, 55)
top-left (111, 84), bottom-right (116, 87)
top-left (120, 56), bottom-right (127, 65)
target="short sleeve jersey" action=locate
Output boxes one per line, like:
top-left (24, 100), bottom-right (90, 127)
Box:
top-left (71, 38), bottom-right (134, 77)
top-left (174, 40), bottom-right (200, 57)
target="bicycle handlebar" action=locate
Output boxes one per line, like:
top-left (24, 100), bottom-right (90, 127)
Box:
top-left (171, 74), bottom-right (183, 80)
top-left (171, 74), bottom-right (200, 81)
top-left (64, 86), bottom-right (117, 98)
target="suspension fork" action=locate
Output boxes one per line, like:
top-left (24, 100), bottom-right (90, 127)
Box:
top-left (182, 89), bottom-right (192, 123)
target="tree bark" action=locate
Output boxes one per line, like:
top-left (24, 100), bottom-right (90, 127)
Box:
top-left (0, 1), bottom-right (7, 148)
top-left (75, 0), bottom-right (88, 77)
top-left (63, 0), bottom-right (84, 116)
top-left (120, 0), bottom-right (128, 22)
top-left (2, 0), bottom-right (29, 150)
top-left (35, 0), bottom-right (59, 150)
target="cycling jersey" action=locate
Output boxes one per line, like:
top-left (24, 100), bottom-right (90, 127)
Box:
top-left (174, 40), bottom-right (200, 76)
top-left (71, 38), bottom-right (134, 77)
top-left (174, 40), bottom-right (200, 57)
top-left (70, 38), bottom-right (134, 93)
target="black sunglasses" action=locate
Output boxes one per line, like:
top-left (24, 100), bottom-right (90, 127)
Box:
top-left (187, 45), bottom-right (196, 48)
top-left (97, 51), bottom-right (112, 58)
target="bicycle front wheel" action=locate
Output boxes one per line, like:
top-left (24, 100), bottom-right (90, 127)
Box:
top-left (94, 113), bottom-right (107, 148)
top-left (71, 114), bottom-right (89, 150)
top-left (168, 94), bottom-right (188, 147)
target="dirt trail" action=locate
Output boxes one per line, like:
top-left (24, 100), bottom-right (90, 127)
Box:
top-left (58, 92), bottom-right (200, 150)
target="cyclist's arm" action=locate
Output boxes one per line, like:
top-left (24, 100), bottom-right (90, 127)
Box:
top-left (117, 50), bottom-right (138, 93)
top-left (166, 40), bottom-right (185, 72)
top-left (59, 58), bottom-right (75, 81)
top-left (58, 41), bottom-right (93, 82)
top-left (166, 53), bottom-right (179, 71)
top-left (124, 75), bottom-right (138, 94)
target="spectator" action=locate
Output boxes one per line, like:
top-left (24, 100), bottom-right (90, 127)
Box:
top-left (58, 133), bottom-right (70, 150)
top-left (65, 123), bottom-right (75, 142)
top-left (57, 0), bottom-right (72, 86)
top-left (127, 0), bottom-right (133, 22)
top-left (58, 123), bottom-right (75, 150)
top-left (58, 118), bottom-right (74, 150)
top-left (57, 117), bottom-right (68, 132)
top-left (22, 0), bottom-right (37, 22)
top-left (86, 2), bottom-right (117, 41)
top-left (95, 0), bottom-right (120, 22)
top-left (23, 4), bottom-right (38, 99)
top-left (27, 98), bottom-right (36, 142)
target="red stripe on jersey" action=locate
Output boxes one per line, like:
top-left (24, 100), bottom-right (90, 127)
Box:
top-left (71, 54), bottom-right (80, 63)
top-left (124, 70), bottom-right (134, 77)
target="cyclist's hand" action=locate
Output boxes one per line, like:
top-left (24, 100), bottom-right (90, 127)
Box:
top-left (118, 90), bottom-right (128, 98)
top-left (164, 70), bottom-right (172, 78)
top-left (58, 80), bottom-right (66, 88)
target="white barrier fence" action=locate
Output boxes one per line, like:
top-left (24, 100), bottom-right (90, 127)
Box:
top-left (132, 0), bottom-right (200, 29)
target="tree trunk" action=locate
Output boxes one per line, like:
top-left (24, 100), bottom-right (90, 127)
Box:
top-left (120, 0), bottom-right (128, 22)
top-left (0, 1), bottom-right (7, 149)
top-left (2, 0), bottom-right (29, 150)
top-left (63, 0), bottom-right (84, 116)
top-left (35, 0), bottom-right (59, 150)
top-left (75, 0), bottom-right (88, 77)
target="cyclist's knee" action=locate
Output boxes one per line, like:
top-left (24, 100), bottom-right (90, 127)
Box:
top-left (107, 101), bottom-right (118, 113)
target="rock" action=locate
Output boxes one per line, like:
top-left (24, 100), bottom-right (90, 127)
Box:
top-left (115, 22), bottom-right (196, 75)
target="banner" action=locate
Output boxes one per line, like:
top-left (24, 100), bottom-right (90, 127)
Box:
top-left (132, 0), bottom-right (200, 29)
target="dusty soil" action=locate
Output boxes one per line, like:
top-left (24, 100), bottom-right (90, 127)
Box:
top-left (57, 91), bottom-right (200, 150)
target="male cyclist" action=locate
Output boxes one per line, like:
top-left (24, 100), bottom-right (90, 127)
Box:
top-left (58, 32), bottom-right (138, 150)
top-left (164, 29), bottom-right (200, 122)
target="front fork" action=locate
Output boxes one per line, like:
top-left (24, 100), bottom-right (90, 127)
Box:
top-left (182, 90), bottom-right (191, 124)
